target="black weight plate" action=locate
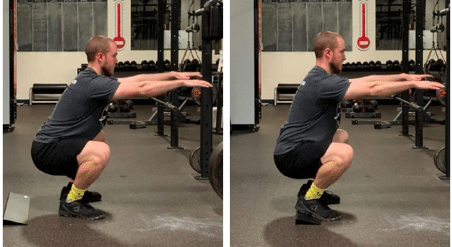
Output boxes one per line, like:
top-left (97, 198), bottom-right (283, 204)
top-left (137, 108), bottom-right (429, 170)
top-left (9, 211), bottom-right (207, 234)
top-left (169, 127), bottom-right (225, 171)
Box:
top-left (434, 147), bottom-right (446, 173)
top-left (189, 147), bottom-right (201, 173)
top-left (191, 86), bottom-right (219, 106)
top-left (209, 142), bottom-right (223, 199)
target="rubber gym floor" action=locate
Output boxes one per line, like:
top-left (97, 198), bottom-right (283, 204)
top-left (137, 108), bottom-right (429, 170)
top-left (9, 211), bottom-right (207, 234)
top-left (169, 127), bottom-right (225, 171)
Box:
top-left (4, 104), bottom-right (223, 247)
top-left (231, 103), bottom-right (449, 247)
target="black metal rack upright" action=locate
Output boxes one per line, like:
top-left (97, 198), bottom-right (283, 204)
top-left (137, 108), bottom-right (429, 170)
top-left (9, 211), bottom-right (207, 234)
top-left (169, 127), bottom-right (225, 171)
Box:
top-left (196, 0), bottom-right (222, 180)
top-left (169, 0), bottom-right (182, 149)
top-left (414, 0), bottom-right (426, 149)
top-left (401, 0), bottom-right (410, 136)
top-left (442, 0), bottom-right (450, 180)
top-left (198, 0), bottom-right (214, 180)
top-left (156, 0), bottom-right (166, 137)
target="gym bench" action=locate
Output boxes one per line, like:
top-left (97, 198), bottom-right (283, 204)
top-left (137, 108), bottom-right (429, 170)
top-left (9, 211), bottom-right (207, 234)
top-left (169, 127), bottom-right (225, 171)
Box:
top-left (29, 83), bottom-right (68, 105)
top-left (274, 83), bottom-right (300, 105)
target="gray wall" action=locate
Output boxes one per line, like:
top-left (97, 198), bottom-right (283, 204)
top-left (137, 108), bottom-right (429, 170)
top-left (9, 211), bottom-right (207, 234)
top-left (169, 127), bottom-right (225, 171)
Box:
top-left (231, 0), bottom-right (255, 125)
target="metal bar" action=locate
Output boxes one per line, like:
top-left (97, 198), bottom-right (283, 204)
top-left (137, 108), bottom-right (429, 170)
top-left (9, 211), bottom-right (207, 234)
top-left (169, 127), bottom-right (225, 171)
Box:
top-left (170, 0), bottom-right (180, 108)
top-left (394, 96), bottom-right (423, 110)
top-left (169, 107), bottom-right (181, 149)
top-left (414, 0), bottom-right (425, 148)
top-left (150, 97), bottom-right (178, 110)
top-left (445, 0), bottom-right (450, 179)
top-left (198, 0), bottom-right (212, 180)
top-left (156, 0), bottom-right (165, 136)
top-left (169, 0), bottom-right (181, 148)
top-left (171, 0), bottom-right (180, 72)
top-left (215, 75), bottom-right (223, 134)
top-left (401, 0), bottom-right (410, 136)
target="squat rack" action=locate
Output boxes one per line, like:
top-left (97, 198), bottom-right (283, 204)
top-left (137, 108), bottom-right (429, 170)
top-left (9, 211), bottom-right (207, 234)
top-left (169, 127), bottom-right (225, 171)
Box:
top-left (400, 0), bottom-right (449, 179)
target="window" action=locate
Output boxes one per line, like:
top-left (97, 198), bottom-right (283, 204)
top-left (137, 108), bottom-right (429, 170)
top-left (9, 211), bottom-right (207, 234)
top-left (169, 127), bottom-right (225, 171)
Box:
top-left (17, 0), bottom-right (107, 52)
top-left (262, 0), bottom-right (352, 52)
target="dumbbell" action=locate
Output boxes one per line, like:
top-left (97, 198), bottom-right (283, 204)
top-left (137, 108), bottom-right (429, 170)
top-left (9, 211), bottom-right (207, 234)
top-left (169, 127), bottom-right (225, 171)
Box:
top-left (368, 61), bottom-right (375, 70)
top-left (352, 103), bottom-right (363, 112)
top-left (342, 62), bottom-right (351, 72)
top-left (125, 100), bottom-right (134, 110)
top-left (393, 60), bottom-right (401, 71)
top-left (409, 59), bottom-right (415, 71)
top-left (124, 60), bottom-right (131, 70)
top-left (363, 61), bottom-right (370, 70)
top-left (107, 103), bottom-right (117, 112)
top-left (119, 101), bottom-right (130, 112)
top-left (364, 100), bottom-right (378, 112)
top-left (385, 60), bottom-right (393, 70)
top-left (130, 61), bottom-right (138, 70)
top-left (164, 60), bottom-right (171, 71)
top-left (351, 62), bottom-right (357, 71)
top-left (341, 100), bottom-right (353, 109)
top-left (117, 61), bottom-right (125, 71)
top-left (141, 60), bottom-right (149, 71)
top-left (375, 61), bottom-right (382, 70)
top-left (355, 62), bottom-right (363, 71)
top-left (369, 100), bottom-right (378, 110)
top-left (148, 60), bottom-right (158, 71)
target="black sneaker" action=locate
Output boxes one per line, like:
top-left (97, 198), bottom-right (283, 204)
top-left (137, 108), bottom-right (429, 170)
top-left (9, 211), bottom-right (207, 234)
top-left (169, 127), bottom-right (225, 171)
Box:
top-left (59, 200), bottom-right (105, 220)
top-left (297, 180), bottom-right (340, 205)
top-left (60, 183), bottom-right (102, 203)
top-left (295, 196), bottom-right (341, 222)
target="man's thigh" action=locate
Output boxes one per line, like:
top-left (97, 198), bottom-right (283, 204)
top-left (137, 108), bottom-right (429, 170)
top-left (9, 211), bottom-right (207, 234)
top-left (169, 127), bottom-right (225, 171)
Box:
top-left (31, 138), bottom-right (88, 179)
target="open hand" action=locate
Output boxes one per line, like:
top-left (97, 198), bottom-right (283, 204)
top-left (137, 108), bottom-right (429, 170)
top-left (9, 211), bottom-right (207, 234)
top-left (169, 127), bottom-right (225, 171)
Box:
top-left (413, 81), bottom-right (445, 91)
top-left (406, 73), bottom-right (433, 81)
top-left (172, 71), bottom-right (202, 80)
top-left (183, 79), bottom-right (212, 88)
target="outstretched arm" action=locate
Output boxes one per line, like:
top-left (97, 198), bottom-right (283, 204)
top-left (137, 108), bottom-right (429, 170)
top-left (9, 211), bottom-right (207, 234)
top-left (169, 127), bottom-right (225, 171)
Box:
top-left (343, 78), bottom-right (444, 101)
top-left (111, 79), bottom-right (211, 101)
top-left (357, 73), bottom-right (433, 83)
top-left (117, 71), bottom-right (202, 84)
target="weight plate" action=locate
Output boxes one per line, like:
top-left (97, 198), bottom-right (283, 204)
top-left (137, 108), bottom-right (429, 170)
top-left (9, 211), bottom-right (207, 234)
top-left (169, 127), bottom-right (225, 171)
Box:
top-left (189, 147), bottom-right (201, 173)
top-left (209, 142), bottom-right (223, 199)
top-left (434, 147), bottom-right (446, 173)
top-left (191, 86), bottom-right (219, 106)
top-left (436, 88), bottom-right (446, 106)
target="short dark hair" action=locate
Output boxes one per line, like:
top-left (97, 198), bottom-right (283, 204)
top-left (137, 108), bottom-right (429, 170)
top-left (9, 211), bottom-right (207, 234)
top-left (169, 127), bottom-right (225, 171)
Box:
top-left (313, 31), bottom-right (342, 58)
top-left (85, 36), bottom-right (114, 62)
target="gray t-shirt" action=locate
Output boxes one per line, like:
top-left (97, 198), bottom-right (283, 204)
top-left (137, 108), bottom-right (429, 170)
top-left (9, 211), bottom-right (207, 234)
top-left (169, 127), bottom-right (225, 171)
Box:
top-left (274, 66), bottom-right (350, 155)
top-left (35, 68), bottom-right (120, 143)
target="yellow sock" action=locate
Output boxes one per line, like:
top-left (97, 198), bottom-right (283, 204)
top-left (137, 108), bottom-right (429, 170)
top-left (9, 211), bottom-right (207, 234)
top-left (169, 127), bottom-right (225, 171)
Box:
top-left (305, 183), bottom-right (325, 200)
top-left (66, 185), bottom-right (86, 203)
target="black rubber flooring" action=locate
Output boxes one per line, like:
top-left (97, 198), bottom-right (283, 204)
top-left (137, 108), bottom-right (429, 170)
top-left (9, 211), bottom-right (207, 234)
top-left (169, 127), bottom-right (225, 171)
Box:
top-left (4, 104), bottom-right (223, 247)
top-left (231, 103), bottom-right (449, 247)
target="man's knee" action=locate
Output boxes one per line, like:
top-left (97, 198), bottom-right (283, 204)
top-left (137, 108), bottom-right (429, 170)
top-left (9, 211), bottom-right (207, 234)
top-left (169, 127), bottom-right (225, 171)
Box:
top-left (78, 142), bottom-right (110, 168)
top-left (337, 145), bottom-right (353, 169)
top-left (333, 129), bottom-right (349, 143)
top-left (322, 144), bottom-right (354, 170)
top-left (95, 143), bottom-right (110, 167)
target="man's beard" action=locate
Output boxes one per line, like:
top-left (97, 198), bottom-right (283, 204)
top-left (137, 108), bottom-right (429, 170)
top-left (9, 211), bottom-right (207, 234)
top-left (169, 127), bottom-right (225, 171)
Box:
top-left (101, 66), bottom-right (113, 77)
top-left (330, 62), bottom-right (342, 74)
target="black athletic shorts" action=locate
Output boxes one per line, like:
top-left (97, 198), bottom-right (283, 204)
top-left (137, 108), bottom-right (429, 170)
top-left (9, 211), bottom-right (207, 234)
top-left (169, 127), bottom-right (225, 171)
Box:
top-left (274, 141), bottom-right (330, 179)
top-left (31, 138), bottom-right (89, 180)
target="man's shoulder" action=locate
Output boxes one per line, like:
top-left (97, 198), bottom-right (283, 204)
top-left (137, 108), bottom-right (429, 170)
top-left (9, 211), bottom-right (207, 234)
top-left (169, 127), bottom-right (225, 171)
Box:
top-left (77, 69), bottom-right (116, 84)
